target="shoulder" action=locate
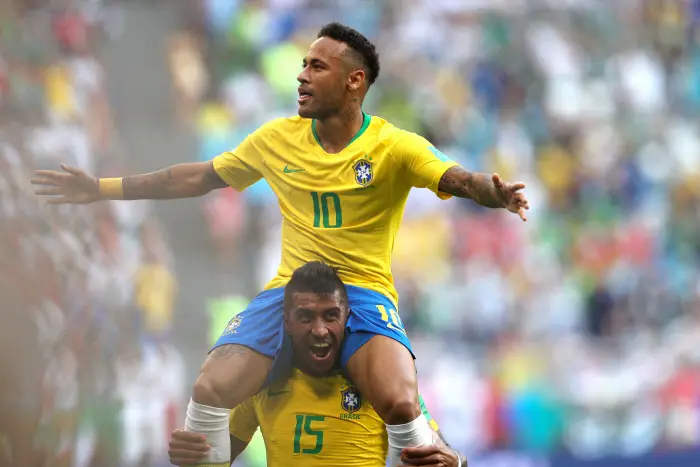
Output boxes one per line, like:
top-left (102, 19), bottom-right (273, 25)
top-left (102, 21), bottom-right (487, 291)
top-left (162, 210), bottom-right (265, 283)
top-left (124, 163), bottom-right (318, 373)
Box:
top-left (368, 116), bottom-right (430, 159)
top-left (257, 115), bottom-right (310, 137)
top-left (368, 115), bottom-right (402, 144)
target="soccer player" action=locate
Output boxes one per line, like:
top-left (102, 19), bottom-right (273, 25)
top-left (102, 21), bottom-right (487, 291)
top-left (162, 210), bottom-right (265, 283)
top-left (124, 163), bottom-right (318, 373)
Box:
top-left (31, 22), bottom-right (528, 466)
top-left (167, 261), bottom-right (466, 467)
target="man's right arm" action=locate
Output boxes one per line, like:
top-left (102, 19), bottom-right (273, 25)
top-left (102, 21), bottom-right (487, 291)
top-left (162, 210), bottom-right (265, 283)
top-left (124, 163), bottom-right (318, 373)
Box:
top-left (34, 124), bottom-right (267, 204)
top-left (120, 161), bottom-right (228, 200)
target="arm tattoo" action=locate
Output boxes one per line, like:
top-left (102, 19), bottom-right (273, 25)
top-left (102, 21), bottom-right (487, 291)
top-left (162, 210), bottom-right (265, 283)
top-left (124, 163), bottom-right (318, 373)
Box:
top-left (438, 166), bottom-right (503, 208)
top-left (209, 344), bottom-right (250, 361)
top-left (202, 162), bottom-right (228, 190)
top-left (121, 162), bottom-right (226, 200)
top-left (122, 168), bottom-right (175, 200)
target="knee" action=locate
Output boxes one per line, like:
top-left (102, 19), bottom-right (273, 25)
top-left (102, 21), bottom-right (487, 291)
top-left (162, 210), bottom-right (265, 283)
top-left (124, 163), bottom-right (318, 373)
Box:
top-left (381, 392), bottom-right (421, 426)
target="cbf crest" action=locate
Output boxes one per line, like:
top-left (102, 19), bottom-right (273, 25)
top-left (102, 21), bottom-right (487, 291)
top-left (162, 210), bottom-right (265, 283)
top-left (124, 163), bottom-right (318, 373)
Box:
top-left (341, 386), bottom-right (363, 413)
top-left (352, 158), bottom-right (373, 187)
top-left (222, 316), bottom-right (243, 336)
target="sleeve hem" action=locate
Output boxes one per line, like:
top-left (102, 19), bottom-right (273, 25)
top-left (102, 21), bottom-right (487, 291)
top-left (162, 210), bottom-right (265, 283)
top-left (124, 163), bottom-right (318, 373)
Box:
top-left (212, 155), bottom-right (237, 189)
top-left (432, 161), bottom-right (460, 200)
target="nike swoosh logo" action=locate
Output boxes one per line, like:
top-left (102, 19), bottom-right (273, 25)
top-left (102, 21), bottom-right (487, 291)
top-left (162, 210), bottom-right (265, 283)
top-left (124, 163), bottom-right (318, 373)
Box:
top-left (284, 165), bottom-right (305, 174)
top-left (268, 389), bottom-right (290, 397)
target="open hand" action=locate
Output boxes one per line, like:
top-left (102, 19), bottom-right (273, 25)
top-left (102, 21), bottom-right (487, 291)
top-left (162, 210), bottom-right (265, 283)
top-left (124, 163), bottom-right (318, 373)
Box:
top-left (168, 429), bottom-right (210, 466)
top-left (492, 173), bottom-right (529, 222)
top-left (30, 163), bottom-right (101, 205)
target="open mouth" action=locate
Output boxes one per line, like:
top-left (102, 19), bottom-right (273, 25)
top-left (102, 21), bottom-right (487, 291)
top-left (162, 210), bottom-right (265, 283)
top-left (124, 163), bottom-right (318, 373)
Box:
top-left (309, 342), bottom-right (332, 361)
top-left (298, 89), bottom-right (313, 104)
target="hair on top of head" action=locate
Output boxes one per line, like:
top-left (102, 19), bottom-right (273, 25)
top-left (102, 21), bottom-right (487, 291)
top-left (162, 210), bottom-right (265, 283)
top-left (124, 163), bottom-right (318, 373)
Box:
top-left (317, 22), bottom-right (380, 86)
top-left (284, 261), bottom-right (348, 312)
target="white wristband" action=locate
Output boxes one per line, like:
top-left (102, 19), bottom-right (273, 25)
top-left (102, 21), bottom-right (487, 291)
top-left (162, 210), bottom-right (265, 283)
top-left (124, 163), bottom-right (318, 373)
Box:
top-left (454, 450), bottom-right (462, 467)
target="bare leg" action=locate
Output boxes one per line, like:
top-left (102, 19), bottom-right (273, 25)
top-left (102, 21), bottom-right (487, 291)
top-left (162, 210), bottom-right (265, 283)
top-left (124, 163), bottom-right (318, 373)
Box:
top-left (345, 335), bottom-right (420, 424)
top-left (346, 335), bottom-right (433, 467)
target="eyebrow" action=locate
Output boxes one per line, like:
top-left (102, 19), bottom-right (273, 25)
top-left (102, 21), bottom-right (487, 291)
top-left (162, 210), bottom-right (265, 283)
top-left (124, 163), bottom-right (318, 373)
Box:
top-left (303, 57), bottom-right (327, 67)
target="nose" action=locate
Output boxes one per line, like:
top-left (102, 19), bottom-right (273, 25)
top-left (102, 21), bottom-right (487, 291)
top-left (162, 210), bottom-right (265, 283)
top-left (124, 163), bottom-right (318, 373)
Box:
top-left (311, 319), bottom-right (329, 338)
top-left (297, 66), bottom-right (310, 84)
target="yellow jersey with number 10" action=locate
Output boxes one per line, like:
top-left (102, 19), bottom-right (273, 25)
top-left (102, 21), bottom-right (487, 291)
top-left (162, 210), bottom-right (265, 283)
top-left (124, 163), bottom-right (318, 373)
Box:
top-left (212, 114), bottom-right (458, 304)
top-left (229, 369), bottom-right (440, 467)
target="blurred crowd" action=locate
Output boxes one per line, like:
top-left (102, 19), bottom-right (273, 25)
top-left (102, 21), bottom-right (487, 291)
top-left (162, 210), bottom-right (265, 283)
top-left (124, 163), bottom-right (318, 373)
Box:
top-left (0, 1), bottom-right (182, 466)
top-left (173, 0), bottom-right (700, 462)
top-left (3, 0), bottom-right (700, 465)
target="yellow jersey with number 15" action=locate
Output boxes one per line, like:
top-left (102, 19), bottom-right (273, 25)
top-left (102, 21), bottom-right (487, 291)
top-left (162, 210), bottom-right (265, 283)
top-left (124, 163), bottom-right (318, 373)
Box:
top-left (229, 369), bottom-right (440, 467)
top-left (212, 114), bottom-right (458, 304)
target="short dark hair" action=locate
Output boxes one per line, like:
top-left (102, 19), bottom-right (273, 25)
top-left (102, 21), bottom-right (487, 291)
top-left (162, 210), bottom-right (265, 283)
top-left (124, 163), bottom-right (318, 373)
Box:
top-left (283, 261), bottom-right (347, 312)
top-left (317, 22), bottom-right (380, 86)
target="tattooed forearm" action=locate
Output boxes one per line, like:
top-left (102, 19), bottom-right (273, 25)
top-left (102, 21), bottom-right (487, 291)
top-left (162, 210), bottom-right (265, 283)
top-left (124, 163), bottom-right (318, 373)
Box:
top-left (438, 166), bottom-right (502, 208)
top-left (121, 161), bottom-right (227, 200)
top-left (122, 167), bottom-right (174, 199)
top-left (209, 344), bottom-right (250, 360)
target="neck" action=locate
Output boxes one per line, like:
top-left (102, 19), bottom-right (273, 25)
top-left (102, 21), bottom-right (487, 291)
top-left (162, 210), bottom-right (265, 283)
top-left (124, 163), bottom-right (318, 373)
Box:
top-left (314, 104), bottom-right (364, 154)
top-left (292, 360), bottom-right (340, 378)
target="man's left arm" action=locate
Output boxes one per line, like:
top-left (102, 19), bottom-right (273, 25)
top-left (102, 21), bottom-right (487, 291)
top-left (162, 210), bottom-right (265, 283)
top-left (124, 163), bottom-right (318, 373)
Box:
top-left (438, 166), bottom-right (529, 221)
top-left (394, 131), bottom-right (529, 221)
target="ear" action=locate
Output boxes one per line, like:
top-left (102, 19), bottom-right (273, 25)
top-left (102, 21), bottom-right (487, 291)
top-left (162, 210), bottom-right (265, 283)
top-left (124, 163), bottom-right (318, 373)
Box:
top-left (347, 69), bottom-right (365, 92)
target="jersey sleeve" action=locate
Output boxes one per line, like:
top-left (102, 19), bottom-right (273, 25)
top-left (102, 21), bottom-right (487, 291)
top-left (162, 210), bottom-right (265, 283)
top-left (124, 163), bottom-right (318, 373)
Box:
top-left (392, 131), bottom-right (459, 200)
top-left (212, 126), bottom-right (268, 191)
top-left (228, 397), bottom-right (260, 442)
top-left (419, 394), bottom-right (440, 433)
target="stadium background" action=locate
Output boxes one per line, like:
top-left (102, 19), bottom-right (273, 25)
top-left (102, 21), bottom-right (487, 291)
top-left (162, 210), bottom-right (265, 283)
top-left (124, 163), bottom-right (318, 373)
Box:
top-left (2, 0), bottom-right (700, 466)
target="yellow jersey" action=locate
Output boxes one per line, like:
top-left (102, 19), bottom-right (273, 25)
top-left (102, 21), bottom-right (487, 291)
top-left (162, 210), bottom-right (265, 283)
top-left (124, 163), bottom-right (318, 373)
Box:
top-left (229, 369), bottom-right (439, 467)
top-left (212, 114), bottom-right (458, 304)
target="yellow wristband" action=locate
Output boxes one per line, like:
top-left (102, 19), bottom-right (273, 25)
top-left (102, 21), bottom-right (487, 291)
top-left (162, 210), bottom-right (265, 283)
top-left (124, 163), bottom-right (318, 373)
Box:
top-left (98, 177), bottom-right (124, 199)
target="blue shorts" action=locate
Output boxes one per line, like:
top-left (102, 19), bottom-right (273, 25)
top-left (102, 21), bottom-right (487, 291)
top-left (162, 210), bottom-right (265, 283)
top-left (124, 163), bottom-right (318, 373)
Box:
top-left (212, 285), bottom-right (413, 381)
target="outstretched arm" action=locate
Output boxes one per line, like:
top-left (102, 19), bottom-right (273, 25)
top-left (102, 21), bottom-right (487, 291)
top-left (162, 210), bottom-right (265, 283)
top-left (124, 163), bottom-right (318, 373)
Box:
top-left (32, 161), bottom-right (228, 204)
top-left (119, 161), bottom-right (227, 199)
top-left (391, 132), bottom-right (529, 221)
top-left (438, 166), bottom-right (529, 221)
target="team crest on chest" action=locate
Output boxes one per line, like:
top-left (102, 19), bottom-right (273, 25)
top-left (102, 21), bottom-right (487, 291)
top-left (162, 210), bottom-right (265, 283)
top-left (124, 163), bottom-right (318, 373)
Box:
top-left (352, 157), bottom-right (373, 187)
top-left (341, 386), bottom-right (362, 413)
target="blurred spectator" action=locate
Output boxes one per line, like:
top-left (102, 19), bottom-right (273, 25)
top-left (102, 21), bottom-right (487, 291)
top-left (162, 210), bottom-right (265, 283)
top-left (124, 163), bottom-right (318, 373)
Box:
top-left (0, 1), bottom-right (181, 466)
top-left (168, 31), bottom-right (208, 126)
top-left (134, 221), bottom-right (177, 345)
